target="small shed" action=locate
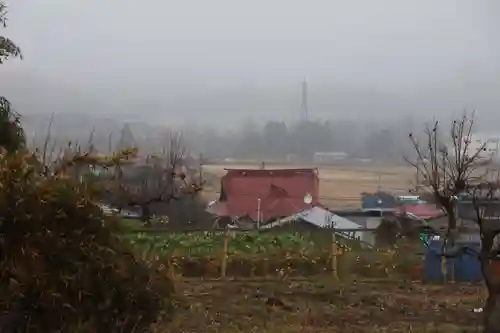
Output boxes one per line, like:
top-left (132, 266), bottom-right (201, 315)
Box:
top-left (361, 192), bottom-right (398, 212)
top-left (425, 215), bottom-right (480, 242)
top-left (396, 195), bottom-right (426, 205)
top-left (456, 199), bottom-right (500, 232)
top-left (313, 152), bottom-right (348, 164)
top-left (334, 210), bottom-right (385, 247)
top-left (262, 206), bottom-right (363, 240)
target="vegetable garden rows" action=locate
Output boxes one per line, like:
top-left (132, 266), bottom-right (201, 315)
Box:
top-left (124, 231), bottom-right (424, 279)
top-left (126, 231), bottom-right (335, 256)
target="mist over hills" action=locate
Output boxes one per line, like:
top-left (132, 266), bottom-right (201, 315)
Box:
top-left (2, 0), bottom-right (498, 137)
top-left (1, 0), bottom-right (499, 163)
top-left (2, 68), bottom-right (500, 134)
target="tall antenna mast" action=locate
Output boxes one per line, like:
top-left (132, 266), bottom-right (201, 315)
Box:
top-left (301, 79), bottom-right (308, 121)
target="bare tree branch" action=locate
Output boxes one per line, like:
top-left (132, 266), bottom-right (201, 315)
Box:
top-left (405, 112), bottom-right (490, 244)
top-left (103, 131), bottom-right (203, 223)
top-left (467, 180), bottom-right (500, 330)
top-left (407, 112), bottom-right (500, 330)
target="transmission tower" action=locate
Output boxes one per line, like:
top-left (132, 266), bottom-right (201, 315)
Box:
top-left (300, 79), bottom-right (308, 121)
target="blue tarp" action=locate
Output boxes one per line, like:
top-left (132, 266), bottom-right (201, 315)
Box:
top-left (424, 240), bottom-right (482, 282)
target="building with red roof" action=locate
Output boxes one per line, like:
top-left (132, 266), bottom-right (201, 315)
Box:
top-left (206, 168), bottom-right (319, 222)
top-left (395, 203), bottom-right (445, 220)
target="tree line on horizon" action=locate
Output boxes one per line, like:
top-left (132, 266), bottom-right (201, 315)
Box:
top-left (24, 113), bottom-right (421, 163)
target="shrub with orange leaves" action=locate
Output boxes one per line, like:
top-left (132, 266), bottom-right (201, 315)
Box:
top-left (0, 152), bottom-right (174, 333)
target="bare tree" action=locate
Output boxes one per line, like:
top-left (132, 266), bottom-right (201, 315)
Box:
top-left (468, 182), bottom-right (500, 332)
top-left (406, 112), bottom-right (489, 242)
top-left (406, 112), bottom-right (500, 332)
top-left (109, 131), bottom-right (202, 223)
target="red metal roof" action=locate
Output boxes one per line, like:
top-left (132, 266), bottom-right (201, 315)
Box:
top-left (395, 203), bottom-right (444, 220)
top-left (209, 168), bottom-right (319, 221)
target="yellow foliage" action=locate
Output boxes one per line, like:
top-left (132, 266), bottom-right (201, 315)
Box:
top-left (0, 151), bottom-right (173, 333)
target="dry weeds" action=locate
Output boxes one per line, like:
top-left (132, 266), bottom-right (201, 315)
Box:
top-left (163, 278), bottom-right (484, 332)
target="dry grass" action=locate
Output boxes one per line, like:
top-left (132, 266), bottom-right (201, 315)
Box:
top-left (202, 163), bottom-right (416, 208)
top-left (162, 278), bottom-right (484, 332)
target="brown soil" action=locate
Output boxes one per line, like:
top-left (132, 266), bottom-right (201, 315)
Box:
top-left (165, 278), bottom-right (485, 332)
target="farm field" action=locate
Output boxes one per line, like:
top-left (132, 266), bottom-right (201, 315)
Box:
top-left (201, 163), bottom-right (416, 208)
top-left (166, 278), bottom-right (484, 332)
top-left (127, 231), bottom-right (342, 256)
top-left (124, 230), bottom-right (482, 331)
top-left (125, 231), bottom-right (424, 279)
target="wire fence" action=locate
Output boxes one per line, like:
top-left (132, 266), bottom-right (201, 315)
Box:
top-left (116, 218), bottom-right (500, 283)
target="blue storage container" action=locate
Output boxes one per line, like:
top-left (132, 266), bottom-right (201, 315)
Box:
top-left (455, 242), bottom-right (482, 282)
top-left (424, 240), bottom-right (482, 283)
top-left (424, 240), bottom-right (455, 282)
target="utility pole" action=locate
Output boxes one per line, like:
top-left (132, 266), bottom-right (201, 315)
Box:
top-left (257, 198), bottom-right (261, 230)
top-left (415, 159), bottom-right (420, 192)
top-left (298, 78), bottom-right (309, 161)
top-left (198, 153), bottom-right (203, 185)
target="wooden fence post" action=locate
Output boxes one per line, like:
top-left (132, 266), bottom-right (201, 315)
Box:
top-left (442, 256), bottom-right (447, 284)
top-left (450, 259), bottom-right (455, 283)
top-left (331, 230), bottom-right (339, 280)
top-left (220, 228), bottom-right (230, 279)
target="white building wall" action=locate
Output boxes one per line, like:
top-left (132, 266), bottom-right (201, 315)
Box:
top-left (448, 133), bottom-right (500, 161)
top-left (360, 217), bottom-right (382, 247)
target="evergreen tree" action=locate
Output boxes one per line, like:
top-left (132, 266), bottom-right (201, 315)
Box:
top-left (0, 3), bottom-right (25, 152)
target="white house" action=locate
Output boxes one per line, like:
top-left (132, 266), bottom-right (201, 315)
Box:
top-left (447, 133), bottom-right (500, 162)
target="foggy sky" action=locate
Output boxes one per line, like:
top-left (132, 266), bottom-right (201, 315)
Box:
top-left (1, 0), bottom-right (499, 128)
